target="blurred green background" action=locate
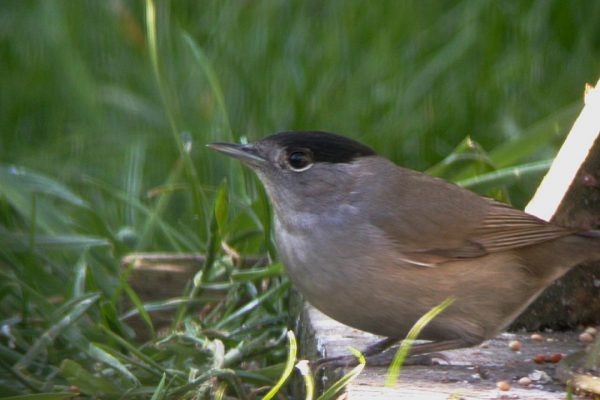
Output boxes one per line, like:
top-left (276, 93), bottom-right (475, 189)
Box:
top-left (4, 1), bottom-right (600, 196)
top-left (1, 0), bottom-right (599, 398)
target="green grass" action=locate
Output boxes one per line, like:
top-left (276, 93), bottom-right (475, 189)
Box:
top-left (1, 0), bottom-right (600, 398)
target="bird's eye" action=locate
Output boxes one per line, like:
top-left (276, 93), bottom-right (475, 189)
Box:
top-left (287, 151), bottom-right (313, 171)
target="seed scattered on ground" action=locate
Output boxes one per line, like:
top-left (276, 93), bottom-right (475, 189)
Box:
top-left (530, 333), bottom-right (544, 342)
top-left (497, 380), bottom-right (511, 391)
top-left (584, 326), bottom-right (597, 336)
top-left (533, 354), bottom-right (546, 364)
top-left (508, 340), bottom-right (522, 351)
top-left (518, 377), bottom-right (532, 386)
top-left (579, 332), bottom-right (594, 343)
top-left (547, 353), bottom-right (562, 363)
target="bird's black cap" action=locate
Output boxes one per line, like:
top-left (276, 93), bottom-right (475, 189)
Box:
top-left (261, 131), bottom-right (377, 164)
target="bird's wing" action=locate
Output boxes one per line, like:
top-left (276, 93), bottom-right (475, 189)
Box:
top-left (397, 200), bottom-right (577, 266)
top-left (471, 200), bottom-right (577, 253)
top-left (365, 165), bottom-right (577, 267)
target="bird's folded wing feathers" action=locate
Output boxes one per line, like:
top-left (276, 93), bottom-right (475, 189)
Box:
top-left (364, 164), bottom-right (578, 267)
top-left (471, 200), bottom-right (578, 253)
top-left (381, 199), bottom-right (577, 267)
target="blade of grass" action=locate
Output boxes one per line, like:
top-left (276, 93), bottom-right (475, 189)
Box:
top-left (149, 373), bottom-right (167, 400)
top-left (231, 369), bottom-right (281, 385)
top-left (173, 179), bottom-right (228, 325)
top-left (87, 343), bottom-right (140, 386)
top-left (136, 154), bottom-right (186, 250)
top-left (223, 328), bottom-right (285, 368)
top-left (255, 184), bottom-right (277, 260)
top-left (60, 359), bottom-right (119, 396)
top-left (490, 103), bottom-right (580, 167)
top-left (457, 159), bottom-right (551, 191)
top-left (72, 254), bottom-right (87, 298)
top-left (98, 325), bottom-right (171, 380)
top-left (120, 296), bottom-right (224, 321)
top-left (425, 136), bottom-right (495, 180)
top-left (262, 331), bottom-right (297, 400)
top-left (214, 178), bottom-right (229, 237)
top-left (203, 179), bottom-right (229, 279)
top-left (317, 348), bottom-right (366, 400)
top-left (385, 297), bottom-right (455, 387)
top-left (230, 263), bottom-right (284, 282)
top-left (123, 284), bottom-right (155, 338)
top-left (181, 30), bottom-right (251, 195)
top-left (16, 293), bottom-right (100, 370)
top-left (83, 176), bottom-right (197, 251)
top-left (215, 280), bottom-right (290, 329)
top-left (0, 231), bottom-right (110, 253)
top-left (124, 142), bottom-right (146, 227)
top-left (0, 164), bottom-right (89, 208)
top-left (294, 360), bottom-right (314, 400)
top-left (214, 381), bottom-right (227, 400)
top-left (145, 0), bottom-right (207, 241)
top-left (181, 33), bottom-right (232, 142)
top-left (32, 235), bottom-right (110, 250)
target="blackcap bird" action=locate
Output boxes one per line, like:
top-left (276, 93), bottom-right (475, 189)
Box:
top-left (208, 131), bottom-right (600, 363)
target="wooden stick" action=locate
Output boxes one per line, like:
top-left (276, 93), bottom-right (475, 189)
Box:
top-left (526, 78), bottom-right (600, 221)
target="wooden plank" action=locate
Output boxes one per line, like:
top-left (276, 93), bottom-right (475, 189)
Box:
top-left (301, 304), bottom-right (587, 399)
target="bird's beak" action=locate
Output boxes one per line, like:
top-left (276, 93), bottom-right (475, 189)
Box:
top-left (206, 142), bottom-right (267, 165)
